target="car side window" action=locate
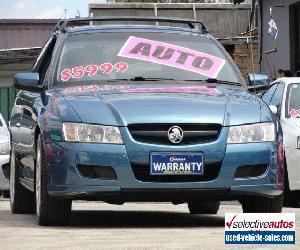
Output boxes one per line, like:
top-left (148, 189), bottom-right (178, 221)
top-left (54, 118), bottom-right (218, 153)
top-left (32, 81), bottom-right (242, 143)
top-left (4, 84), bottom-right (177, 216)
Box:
top-left (270, 83), bottom-right (285, 108)
top-left (262, 84), bottom-right (278, 104)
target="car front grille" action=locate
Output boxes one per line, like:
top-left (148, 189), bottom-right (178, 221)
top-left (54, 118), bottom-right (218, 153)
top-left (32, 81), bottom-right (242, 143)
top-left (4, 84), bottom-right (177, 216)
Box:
top-left (131, 161), bottom-right (222, 182)
top-left (128, 123), bottom-right (221, 145)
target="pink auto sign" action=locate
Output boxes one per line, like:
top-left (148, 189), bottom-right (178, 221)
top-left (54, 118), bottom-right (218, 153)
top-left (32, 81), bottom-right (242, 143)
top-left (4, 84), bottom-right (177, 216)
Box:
top-left (118, 36), bottom-right (226, 79)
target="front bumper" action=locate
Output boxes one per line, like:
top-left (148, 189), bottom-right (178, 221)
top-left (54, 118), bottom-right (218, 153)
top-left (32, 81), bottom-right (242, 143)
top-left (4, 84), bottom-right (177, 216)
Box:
top-left (45, 140), bottom-right (283, 201)
top-left (0, 154), bottom-right (10, 190)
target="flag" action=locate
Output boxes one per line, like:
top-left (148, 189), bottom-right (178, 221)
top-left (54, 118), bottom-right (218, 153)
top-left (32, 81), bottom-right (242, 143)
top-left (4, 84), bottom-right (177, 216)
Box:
top-left (268, 18), bottom-right (278, 39)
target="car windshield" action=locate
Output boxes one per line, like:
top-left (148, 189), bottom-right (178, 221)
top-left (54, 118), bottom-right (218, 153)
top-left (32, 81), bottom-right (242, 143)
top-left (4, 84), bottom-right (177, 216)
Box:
top-left (286, 83), bottom-right (300, 118)
top-left (55, 32), bottom-right (241, 85)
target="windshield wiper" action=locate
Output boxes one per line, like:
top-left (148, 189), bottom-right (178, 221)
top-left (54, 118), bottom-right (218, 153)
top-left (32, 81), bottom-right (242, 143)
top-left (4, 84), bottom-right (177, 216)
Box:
top-left (182, 78), bottom-right (242, 86)
top-left (106, 77), bottom-right (242, 86)
top-left (204, 78), bottom-right (242, 86)
top-left (107, 77), bottom-right (175, 82)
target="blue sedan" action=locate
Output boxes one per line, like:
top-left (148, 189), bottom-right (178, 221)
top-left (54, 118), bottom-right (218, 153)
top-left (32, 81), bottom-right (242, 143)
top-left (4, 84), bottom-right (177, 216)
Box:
top-left (8, 17), bottom-right (283, 226)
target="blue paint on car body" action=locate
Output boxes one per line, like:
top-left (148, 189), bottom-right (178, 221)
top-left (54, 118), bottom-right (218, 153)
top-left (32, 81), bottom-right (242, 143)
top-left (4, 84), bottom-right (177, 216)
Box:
top-left (9, 19), bottom-right (284, 223)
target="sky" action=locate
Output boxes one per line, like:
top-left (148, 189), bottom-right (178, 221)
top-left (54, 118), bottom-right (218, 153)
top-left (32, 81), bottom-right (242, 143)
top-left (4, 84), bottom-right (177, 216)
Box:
top-left (0, 0), bottom-right (106, 19)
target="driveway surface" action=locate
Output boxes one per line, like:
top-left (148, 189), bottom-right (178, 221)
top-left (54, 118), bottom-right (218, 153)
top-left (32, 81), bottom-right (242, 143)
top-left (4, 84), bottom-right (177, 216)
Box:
top-left (0, 200), bottom-right (299, 249)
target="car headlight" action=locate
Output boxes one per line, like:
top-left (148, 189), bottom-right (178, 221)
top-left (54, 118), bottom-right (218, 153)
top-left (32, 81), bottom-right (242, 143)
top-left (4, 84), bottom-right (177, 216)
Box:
top-left (62, 122), bottom-right (123, 144)
top-left (227, 123), bottom-right (275, 144)
top-left (0, 142), bottom-right (10, 155)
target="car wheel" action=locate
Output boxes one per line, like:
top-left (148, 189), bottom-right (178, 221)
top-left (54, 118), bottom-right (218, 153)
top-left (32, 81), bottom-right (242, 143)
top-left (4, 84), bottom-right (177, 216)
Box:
top-left (188, 201), bottom-right (220, 214)
top-left (10, 145), bottom-right (35, 214)
top-left (241, 194), bottom-right (283, 213)
top-left (283, 161), bottom-right (299, 207)
top-left (36, 134), bottom-right (71, 226)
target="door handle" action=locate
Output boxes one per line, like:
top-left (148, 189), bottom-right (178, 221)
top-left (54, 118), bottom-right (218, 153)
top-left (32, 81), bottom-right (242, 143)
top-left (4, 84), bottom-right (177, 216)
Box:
top-left (16, 123), bottom-right (21, 127)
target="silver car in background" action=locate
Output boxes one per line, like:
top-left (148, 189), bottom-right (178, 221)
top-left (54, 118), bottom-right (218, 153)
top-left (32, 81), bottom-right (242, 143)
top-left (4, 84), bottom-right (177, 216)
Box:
top-left (262, 77), bottom-right (300, 206)
top-left (0, 113), bottom-right (10, 196)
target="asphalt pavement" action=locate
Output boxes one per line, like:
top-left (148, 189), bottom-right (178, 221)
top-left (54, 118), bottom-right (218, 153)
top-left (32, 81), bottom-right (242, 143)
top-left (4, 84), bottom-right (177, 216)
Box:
top-left (0, 199), bottom-right (299, 249)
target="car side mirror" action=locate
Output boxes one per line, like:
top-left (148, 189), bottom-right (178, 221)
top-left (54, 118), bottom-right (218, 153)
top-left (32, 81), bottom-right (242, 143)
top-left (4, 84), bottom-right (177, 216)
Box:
top-left (269, 105), bottom-right (278, 115)
top-left (248, 74), bottom-right (270, 86)
top-left (13, 73), bottom-right (41, 92)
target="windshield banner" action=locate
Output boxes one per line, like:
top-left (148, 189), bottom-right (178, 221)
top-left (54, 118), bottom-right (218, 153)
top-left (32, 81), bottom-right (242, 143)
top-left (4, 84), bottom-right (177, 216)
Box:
top-left (118, 36), bottom-right (225, 79)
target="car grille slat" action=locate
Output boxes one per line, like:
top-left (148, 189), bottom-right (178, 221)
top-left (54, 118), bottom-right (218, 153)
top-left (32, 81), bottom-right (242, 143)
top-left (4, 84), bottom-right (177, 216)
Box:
top-left (131, 131), bottom-right (166, 137)
top-left (128, 124), bottom-right (221, 145)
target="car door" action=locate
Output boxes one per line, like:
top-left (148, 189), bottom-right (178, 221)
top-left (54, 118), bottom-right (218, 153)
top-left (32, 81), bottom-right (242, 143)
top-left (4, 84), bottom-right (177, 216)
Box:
top-left (16, 36), bottom-right (57, 183)
top-left (17, 92), bottom-right (39, 181)
top-left (0, 113), bottom-right (10, 148)
top-left (10, 94), bottom-right (25, 153)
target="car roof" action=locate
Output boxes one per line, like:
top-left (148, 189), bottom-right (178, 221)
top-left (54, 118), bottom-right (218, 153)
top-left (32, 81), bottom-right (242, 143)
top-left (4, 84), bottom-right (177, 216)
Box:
top-left (275, 77), bottom-right (300, 85)
top-left (55, 16), bottom-right (208, 34)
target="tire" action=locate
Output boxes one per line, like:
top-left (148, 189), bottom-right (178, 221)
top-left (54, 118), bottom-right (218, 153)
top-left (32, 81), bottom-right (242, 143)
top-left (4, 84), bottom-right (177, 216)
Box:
top-left (283, 161), bottom-right (299, 207)
top-left (241, 194), bottom-right (283, 213)
top-left (10, 145), bottom-right (35, 214)
top-left (188, 201), bottom-right (220, 214)
top-left (36, 134), bottom-right (71, 226)
top-left (284, 190), bottom-right (298, 207)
